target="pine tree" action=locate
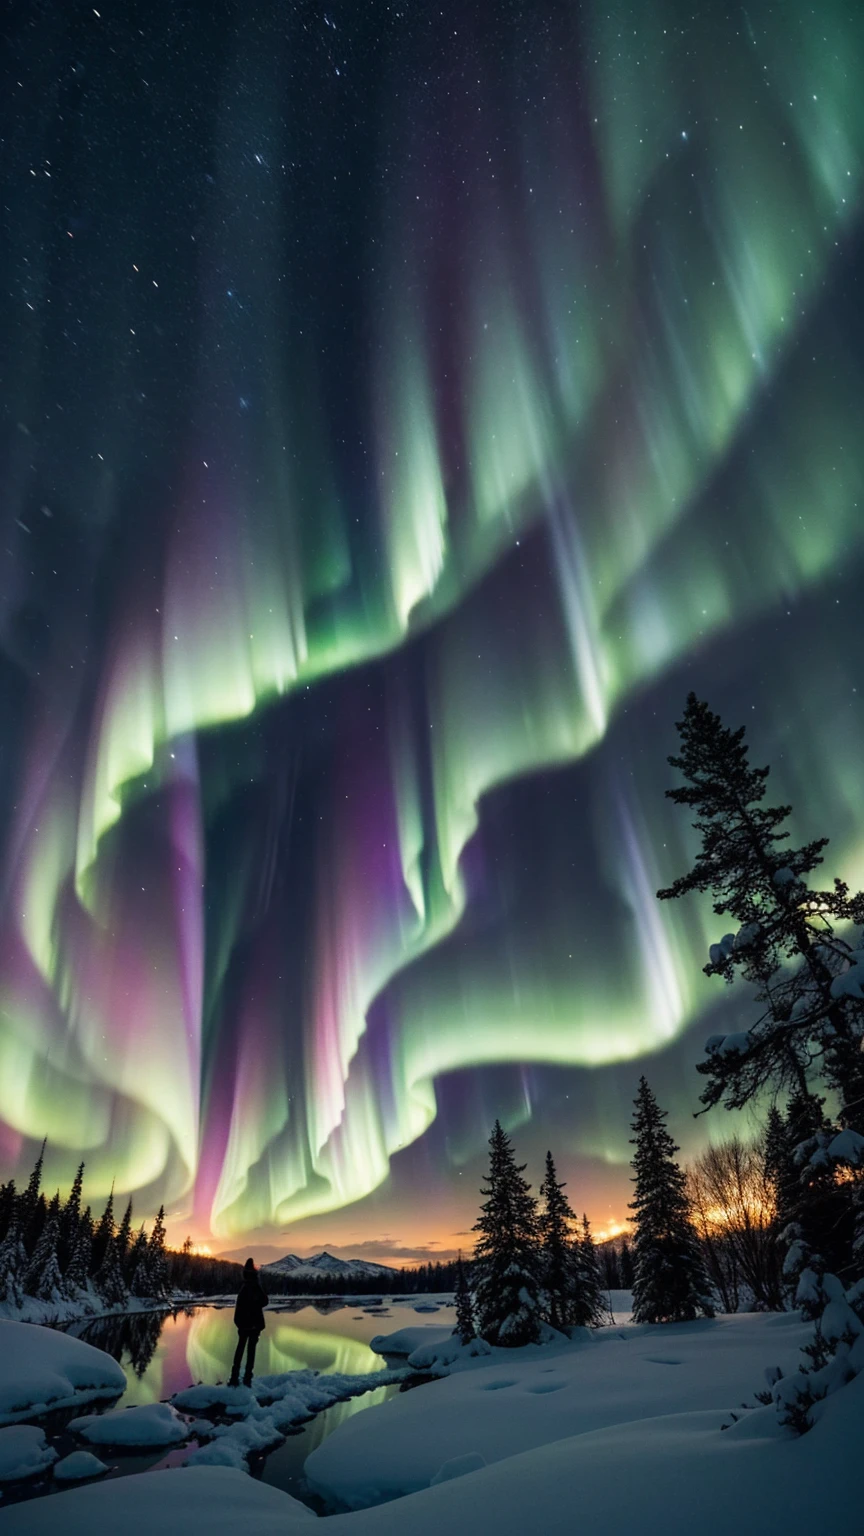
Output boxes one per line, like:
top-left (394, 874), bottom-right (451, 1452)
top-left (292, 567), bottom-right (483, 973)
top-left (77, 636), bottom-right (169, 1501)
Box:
top-left (59, 1162), bottom-right (85, 1270)
top-left (115, 1198), bottom-right (134, 1265)
top-left (0, 1214), bottom-right (27, 1310)
top-left (658, 695), bottom-right (864, 1127)
top-left (472, 1122), bottom-right (543, 1346)
top-left (64, 1220), bottom-right (92, 1295)
top-left (453, 1255), bottom-right (476, 1343)
top-left (619, 1237), bottom-right (635, 1288)
top-left (18, 1139), bottom-right (46, 1252)
top-left (91, 1187), bottom-right (115, 1272)
top-left (146, 1205), bottom-right (169, 1299)
top-left (629, 1079), bottom-right (714, 1324)
top-left (22, 1212), bottom-right (65, 1303)
top-left (766, 1093), bottom-right (855, 1293)
top-left (601, 1242), bottom-right (621, 1290)
top-left (96, 1234), bottom-right (129, 1309)
top-left (129, 1226), bottom-right (150, 1297)
top-left (537, 1151), bottom-right (578, 1329)
top-left (0, 1179), bottom-right (16, 1245)
top-left (573, 1214), bottom-right (607, 1327)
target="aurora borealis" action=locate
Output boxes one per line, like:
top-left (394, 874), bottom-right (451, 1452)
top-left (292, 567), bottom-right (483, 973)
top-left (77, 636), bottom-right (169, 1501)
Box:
top-left (1, 0), bottom-right (863, 1251)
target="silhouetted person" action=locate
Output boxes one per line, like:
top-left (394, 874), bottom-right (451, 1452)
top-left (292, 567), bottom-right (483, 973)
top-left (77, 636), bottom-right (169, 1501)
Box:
top-left (228, 1258), bottom-right (268, 1387)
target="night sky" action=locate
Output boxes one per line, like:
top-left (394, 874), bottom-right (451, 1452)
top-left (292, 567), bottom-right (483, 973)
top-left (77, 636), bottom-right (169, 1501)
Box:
top-left (1, 0), bottom-right (863, 1260)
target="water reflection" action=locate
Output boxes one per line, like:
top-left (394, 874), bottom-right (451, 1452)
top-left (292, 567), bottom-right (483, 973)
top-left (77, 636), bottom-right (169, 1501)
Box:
top-left (69, 1299), bottom-right (455, 1411)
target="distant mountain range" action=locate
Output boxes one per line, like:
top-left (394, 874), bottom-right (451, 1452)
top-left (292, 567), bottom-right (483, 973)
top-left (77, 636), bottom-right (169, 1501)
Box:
top-left (260, 1250), bottom-right (398, 1281)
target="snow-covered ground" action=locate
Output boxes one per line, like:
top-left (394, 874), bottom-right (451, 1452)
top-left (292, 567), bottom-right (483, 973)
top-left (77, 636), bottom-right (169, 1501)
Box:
top-left (307, 1311), bottom-right (813, 1507)
top-left (1, 1361), bottom-right (861, 1535)
top-left (0, 1290), bottom-right (178, 1328)
top-left (0, 1321), bottom-right (126, 1426)
top-left (2, 1308), bottom-right (860, 1533)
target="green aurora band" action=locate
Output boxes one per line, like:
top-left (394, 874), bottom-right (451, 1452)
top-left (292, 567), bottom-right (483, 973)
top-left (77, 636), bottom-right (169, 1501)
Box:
top-left (0, 0), bottom-right (863, 1238)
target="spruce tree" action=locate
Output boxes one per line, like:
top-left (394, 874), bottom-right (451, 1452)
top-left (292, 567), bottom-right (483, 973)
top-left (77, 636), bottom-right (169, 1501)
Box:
top-left (64, 1221), bottom-right (92, 1296)
top-left (619, 1237), bottom-right (634, 1288)
top-left (573, 1214), bottom-right (607, 1326)
top-left (766, 1093), bottom-right (855, 1293)
top-left (538, 1151), bottom-right (578, 1330)
top-left (472, 1121), bottom-right (543, 1346)
top-left (129, 1226), bottom-right (150, 1297)
top-left (22, 1212), bottom-right (65, 1303)
top-left (658, 695), bottom-right (864, 1126)
top-left (453, 1255), bottom-right (476, 1343)
top-left (96, 1234), bottom-right (130, 1309)
top-left (59, 1162), bottom-right (85, 1269)
top-left (115, 1198), bottom-right (134, 1265)
top-left (146, 1205), bottom-right (169, 1299)
top-left (629, 1078), bottom-right (714, 1324)
top-left (18, 1139), bottom-right (46, 1252)
top-left (0, 1214), bottom-right (27, 1310)
top-left (91, 1187), bottom-right (115, 1272)
top-left (0, 1179), bottom-right (16, 1245)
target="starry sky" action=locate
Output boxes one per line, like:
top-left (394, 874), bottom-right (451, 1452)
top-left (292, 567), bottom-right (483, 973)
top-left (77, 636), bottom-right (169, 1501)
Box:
top-left (1, 0), bottom-right (863, 1261)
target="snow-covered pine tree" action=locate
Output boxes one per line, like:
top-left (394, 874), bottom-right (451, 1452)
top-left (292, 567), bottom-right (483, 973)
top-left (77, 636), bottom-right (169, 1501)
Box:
top-left (96, 1234), bottom-right (129, 1309)
top-left (573, 1213), bottom-right (607, 1326)
top-left (115, 1198), bottom-right (134, 1265)
top-left (658, 695), bottom-right (864, 1136)
top-left (146, 1205), bottom-right (169, 1299)
top-left (64, 1219), bottom-right (92, 1296)
top-left (538, 1151), bottom-right (578, 1330)
top-left (91, 1186), bottom-right (115, 1272)
top-left (629, 1078), bottom-right (714, 1324)
top-left (453, 1255), bottom-right (476, 1343)
top-left (472, 1121), bottom-right (543, 1346)
top-left (0, 1214), bottom-right (27, 1310)
top-left (0, 1178), bottom-right (16, 1245)
top-left (129, 1225), bottom-right (150, 1297)
top-left (18, 1139), bottom-right (45, 1253)
top-left (22, 1212), bottom-right (65, 1303)
top-left (59, 1162), bottom-right (85, 1270)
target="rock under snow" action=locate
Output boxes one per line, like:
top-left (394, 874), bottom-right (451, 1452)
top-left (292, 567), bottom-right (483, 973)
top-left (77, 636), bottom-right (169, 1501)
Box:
top-left (53, 1450), bottom-right (109, 1482)
top-left (0, 1321), bottom-right (126, 1426)
top-left (69, 1401), bottom-right (188, 1447)
top-left (0, 1425), bottom-right (57, 1482)
top-left (369, 1325), bottom-right (451, 1356)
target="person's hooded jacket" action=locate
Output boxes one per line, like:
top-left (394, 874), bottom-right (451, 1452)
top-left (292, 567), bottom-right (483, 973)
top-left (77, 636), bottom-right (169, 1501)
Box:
top-left (234, 1268), bottom-right (268, 1333)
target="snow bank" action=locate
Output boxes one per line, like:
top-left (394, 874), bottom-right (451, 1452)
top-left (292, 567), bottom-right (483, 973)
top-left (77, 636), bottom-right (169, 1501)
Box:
top-left (69, 1400), bottom-right (189, 1447)
top-left (53, 1450), bottom-right (109, 1481)
top-left (0, 1289), bottom-right (174, 1328)
top-left (1, 1366), bottom-right (860, 1536)
top-left (370, 1324), bottom-right (451, 1356)
top-left (307, 1313), bottom-right (811, 1508)
top-left (0, 1425), bottom-right (57, 1481)
top-left (0, 1465), bottom-right (316, 1533)
top-left (0, 1320), bottom-right (126, 1426)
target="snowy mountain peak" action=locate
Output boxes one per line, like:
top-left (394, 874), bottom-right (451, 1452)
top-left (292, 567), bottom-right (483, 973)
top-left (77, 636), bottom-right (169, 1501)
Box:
top-left (261, 1250), bottom-right (397, 1279)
